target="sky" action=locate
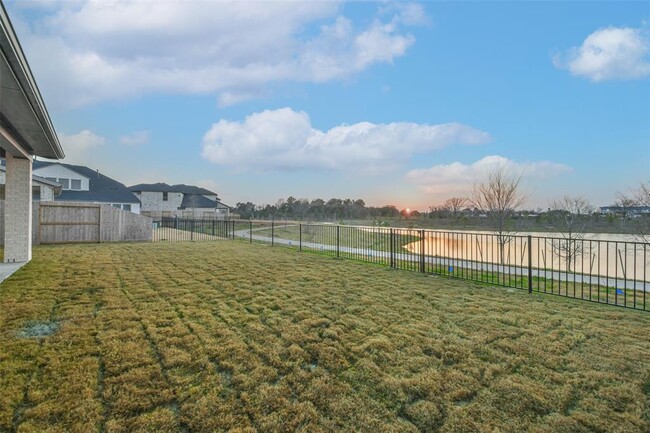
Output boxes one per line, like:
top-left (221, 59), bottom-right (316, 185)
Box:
top-left (5, 0), bottom-right (650, 211)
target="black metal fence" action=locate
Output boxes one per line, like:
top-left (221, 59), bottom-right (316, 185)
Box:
top-left (152, 218), bottom-right (237, 242)
top-left (152, 219), bottom-right (649, 311)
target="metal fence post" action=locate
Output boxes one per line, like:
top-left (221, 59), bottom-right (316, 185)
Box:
top-left (528, 235), bottom-right (533, 294)
top-left (299, 224), bottom-right (302, 251)
top-left (271, 220), bottom-right (274, 246)
top-left (336, 225), bottom-right (340, 258)
top-left (212, 219), bottom-right (215, 236)
top-left (390, 228), bottom-right (394, 268)
top-left (250, 220), bottom-right (253, 243)
top-left (232, 220), bottom-right (235, 239)
top-left (420, 229), bottom-right (425, 273)
top-left (191, 220), bottom-right (194, 241)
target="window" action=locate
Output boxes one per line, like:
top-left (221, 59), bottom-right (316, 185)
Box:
top-left (123, 204), bottom-right (131, 211)
top-left (59, 178), bottom-right (70, 190)
top-left (163, 192), bottom-right (168, 201)
top-left (70, 179), bottom-right (82, 190)
top-left (45, 177), bottom-right (56, 182)
top-left (112, 204), bottom-right (121, 209)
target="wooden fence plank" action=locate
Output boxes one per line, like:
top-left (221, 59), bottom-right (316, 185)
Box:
top-left (0, 200), bottom-right (152, 245)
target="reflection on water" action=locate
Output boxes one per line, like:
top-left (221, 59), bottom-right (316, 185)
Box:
top-left (397, 229), bottom-right (648, 281)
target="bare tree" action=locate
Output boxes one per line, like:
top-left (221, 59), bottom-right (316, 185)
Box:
top-left (614, 182), bottom-right (650, 243)
top-left (615, 193), bottom-right (637, 219)
top-left (444, 197), bottom-right (467, 217)
top-left (549, 196), bottom-right (593, 271)
top-left (631, 181), bottom-right (650, 243)
top-left (469, 165), bottom-right (526, 263)
top-left (634, 182), bottom-right (650, 206)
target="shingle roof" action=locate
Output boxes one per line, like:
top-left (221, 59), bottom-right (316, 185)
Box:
top-left (128, 182), bottom-right (175, 193)
top-left (174, 184), bottom-right (217, 195)
top-left (180, 194), bottom-right (219, 209)
top-left (128, 182), bottom-right (217, 196)
top-left (33, 160), bottom-right (140, 204)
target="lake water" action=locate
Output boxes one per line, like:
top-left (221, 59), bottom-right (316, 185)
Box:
top-left (392, 229), bottom-right (648, 281)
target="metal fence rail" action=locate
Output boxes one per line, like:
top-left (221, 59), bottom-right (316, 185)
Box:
top-left (152, 218), bottom-right (649, 311)
top-left (153, 218), bottom-right (236, 242)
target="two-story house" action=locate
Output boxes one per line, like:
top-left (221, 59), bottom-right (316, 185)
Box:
top-left (128, 183), bottom-right (231, 219)
top-left (32, 161), bottom-right (141, 213)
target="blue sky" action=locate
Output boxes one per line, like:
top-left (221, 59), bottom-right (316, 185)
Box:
top-left (6, 0), bottom-right (650, 210)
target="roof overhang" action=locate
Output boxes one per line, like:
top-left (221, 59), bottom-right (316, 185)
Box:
top-left (0, 2), bottom-right (63, 160)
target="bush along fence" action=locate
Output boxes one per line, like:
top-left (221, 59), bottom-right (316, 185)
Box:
top-left (152, 219), bottom-right (649, 312)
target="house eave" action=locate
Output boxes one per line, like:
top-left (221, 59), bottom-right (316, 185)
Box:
top-left (0, 2), bottom-right (63, 159)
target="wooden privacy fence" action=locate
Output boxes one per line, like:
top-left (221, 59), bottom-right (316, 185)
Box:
top-left (39, 202), bottom-right (101, 243)
top-left (0, 200), bottom-right (152, 245)
top-left (36, 202), bottom-right (153, 244)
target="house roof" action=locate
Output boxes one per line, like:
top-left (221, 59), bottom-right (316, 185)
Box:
top-left (128, 182), bottom-right (175, 193)
top-left (0, 4), bottom-right (63, 159)
top-left (179, 194), bottom-right (232, 210)
top-left (128, 182), bottom-right (217, 196)
top-left (180, 194), bottom-right (218, 209)
top-left (33, 160), bottom-right (140, 204)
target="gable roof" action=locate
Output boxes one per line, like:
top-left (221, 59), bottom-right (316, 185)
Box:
top-left (33, 160), bottom-right (140, 204)
top-left (180, 194), bottom-right (219, 209)
top-left (128, 182), bottom-right (175, 193)
top-left (174, 184), bottom-right (217, 195)
top-left (128, 182), bottom-right (217, 196)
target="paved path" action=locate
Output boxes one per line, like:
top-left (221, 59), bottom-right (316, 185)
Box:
top-left (234, 227), bottom-right (649, 292)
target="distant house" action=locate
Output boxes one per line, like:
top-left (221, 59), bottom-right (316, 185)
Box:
top-left (0, 165), bottom-right (62, 201)
top-left (31, 161), bottom-right (141, 213)
top-left (128, 183), bottom-right (231, 219)
top-left (598, 205), bottom-right (650, 217)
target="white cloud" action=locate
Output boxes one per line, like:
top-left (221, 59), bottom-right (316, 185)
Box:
top-left (297, 16), bottom-right (414, 82)
top-left (58, 129), bottom-right (105, 151)
top-left (405, 155), bottom-right (573, 195)
top-left (119, 130), bottom-right (150, 146)
top-left (201, 108), bottom-right (491, 173)
top-left (57, 129), bottom-right (105, 163)
top-left (11, 1), bottom-right (425, 108)
top-left (217, 90), bottom-right (267, 108)
top-left (554, 26), bottom-right (650, 81)
top-left (380, 2), bottom-right (429, 26)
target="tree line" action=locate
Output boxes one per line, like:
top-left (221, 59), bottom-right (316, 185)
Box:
top-left (234, 197), bottom-right (403, 221)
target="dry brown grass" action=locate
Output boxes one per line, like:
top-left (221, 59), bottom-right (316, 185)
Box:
top-left (0, 241), bottom-right (648, 433)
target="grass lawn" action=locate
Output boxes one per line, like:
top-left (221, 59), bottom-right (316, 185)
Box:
top-left (0, 242), bottom-right (649, 433)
